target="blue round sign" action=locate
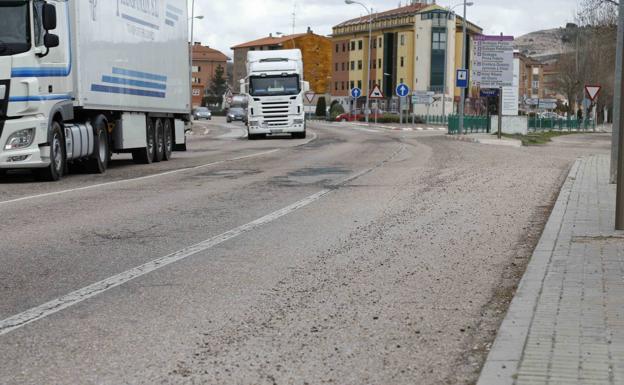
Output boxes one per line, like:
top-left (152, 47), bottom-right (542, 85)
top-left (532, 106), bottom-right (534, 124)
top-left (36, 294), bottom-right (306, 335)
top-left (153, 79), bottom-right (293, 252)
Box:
top-left (396, 83), bottom-right (410, 97)
top-left (351, 87), bottom-right (362, 98)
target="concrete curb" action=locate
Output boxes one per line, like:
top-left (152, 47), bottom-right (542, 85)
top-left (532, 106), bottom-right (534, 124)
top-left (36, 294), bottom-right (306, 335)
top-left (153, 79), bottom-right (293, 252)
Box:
top-left (444, 135), bottom-right (523, 147)
top-left (476, 159), bottom-right (582, 385)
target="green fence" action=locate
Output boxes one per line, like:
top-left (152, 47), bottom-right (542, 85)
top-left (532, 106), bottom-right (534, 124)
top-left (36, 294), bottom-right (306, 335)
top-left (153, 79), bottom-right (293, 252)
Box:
top-left (414, 115), bottom-right (449, 125)
top-left (528, 117), bottom-right (596, 132)
top-left (448, 115), bottom-right (490, 134)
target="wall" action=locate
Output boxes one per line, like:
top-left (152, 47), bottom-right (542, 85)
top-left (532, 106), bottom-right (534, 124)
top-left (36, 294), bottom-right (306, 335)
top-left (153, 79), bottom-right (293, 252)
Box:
top-left (490, 115), bottom-right (528, 135)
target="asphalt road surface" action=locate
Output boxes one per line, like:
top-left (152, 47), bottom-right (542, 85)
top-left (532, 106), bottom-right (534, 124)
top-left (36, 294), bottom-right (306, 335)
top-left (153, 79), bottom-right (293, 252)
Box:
top-left (0, 118), bottom-right (611, 385)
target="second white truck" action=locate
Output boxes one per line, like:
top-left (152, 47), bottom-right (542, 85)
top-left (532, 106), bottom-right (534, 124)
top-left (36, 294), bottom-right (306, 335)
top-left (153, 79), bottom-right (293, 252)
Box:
top-left (240, 49), bottom-right (309, 140)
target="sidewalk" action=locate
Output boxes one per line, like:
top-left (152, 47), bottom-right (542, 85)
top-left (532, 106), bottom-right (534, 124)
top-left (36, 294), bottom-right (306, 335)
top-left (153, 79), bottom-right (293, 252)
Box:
top-left (478, 155), bottom-right (624, 385)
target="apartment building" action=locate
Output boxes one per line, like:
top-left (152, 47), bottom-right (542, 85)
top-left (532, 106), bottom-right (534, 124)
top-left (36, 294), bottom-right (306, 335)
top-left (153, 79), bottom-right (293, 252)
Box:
top-left (331, 2), bottom-right (482, 114)
top-left (191, 43), bottom-right (229, 107)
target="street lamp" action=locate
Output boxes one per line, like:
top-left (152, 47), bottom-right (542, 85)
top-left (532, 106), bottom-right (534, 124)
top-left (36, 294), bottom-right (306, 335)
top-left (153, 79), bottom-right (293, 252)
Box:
top-left (188, 0), bottom-right (203, 108)
top-left (442, 2), bottom-right (473, 121)
top-left (345, 0), bottom-right (373, 124)
top-left (457, 1), bottom-right (474, 135)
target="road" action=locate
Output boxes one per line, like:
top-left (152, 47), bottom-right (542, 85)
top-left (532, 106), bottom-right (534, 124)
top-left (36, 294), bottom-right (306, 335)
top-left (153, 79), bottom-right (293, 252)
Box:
top-left (0, 118), bottom-right (611, 385)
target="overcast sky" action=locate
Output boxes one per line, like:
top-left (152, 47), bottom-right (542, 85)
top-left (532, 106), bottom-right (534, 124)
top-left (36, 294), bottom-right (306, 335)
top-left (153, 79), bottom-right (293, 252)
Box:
top-left (190, 0), bottom-right (581, 58)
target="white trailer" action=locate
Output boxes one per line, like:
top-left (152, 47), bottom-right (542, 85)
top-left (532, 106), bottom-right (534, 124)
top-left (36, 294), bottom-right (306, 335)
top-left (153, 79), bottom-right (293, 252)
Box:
top-left (240, 49), bottom-right (309, 140)
top-left (0, 0), bottom-right (190, 181)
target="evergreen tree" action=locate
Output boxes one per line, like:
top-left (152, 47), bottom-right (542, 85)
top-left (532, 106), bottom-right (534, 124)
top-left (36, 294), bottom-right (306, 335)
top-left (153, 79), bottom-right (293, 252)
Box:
top-left (209, 65), bottom-right (228, 101)
top-left (315, 97), bottom-right (327, 117)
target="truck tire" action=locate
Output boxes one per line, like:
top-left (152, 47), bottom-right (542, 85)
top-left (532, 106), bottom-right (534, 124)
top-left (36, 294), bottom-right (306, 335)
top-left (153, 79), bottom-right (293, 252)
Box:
top-left (36, 121), bottom-right (65, 181)
top-left (293, 130), bottom-right (306, 139)
top-left (86, 115), bottom-right (109, 174)
top-left (163, 119), bottom-right (173, 161)
top-left (132, 117), bottom-right (155, 164)
top-left (153, 118), bottom-right (164, 163)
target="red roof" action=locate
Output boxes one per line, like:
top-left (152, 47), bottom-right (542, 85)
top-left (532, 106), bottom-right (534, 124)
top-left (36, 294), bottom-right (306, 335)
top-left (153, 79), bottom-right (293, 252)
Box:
top-left (191, 44), bottom-right (229, 61)
top-left (231, 34), bottom-right (308, 50)
top-left (335, 3), bottom-right (429, 28)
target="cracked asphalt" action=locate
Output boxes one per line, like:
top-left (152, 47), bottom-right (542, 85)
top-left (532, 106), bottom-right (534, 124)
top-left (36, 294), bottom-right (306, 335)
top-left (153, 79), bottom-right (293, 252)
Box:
top-left (0, 118), bottom-right (611, 384)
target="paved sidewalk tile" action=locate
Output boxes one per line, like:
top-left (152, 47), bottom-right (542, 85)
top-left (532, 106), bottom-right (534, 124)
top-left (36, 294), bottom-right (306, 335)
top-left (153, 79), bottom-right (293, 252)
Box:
top-left (478, 155), bottom-right (624, 385)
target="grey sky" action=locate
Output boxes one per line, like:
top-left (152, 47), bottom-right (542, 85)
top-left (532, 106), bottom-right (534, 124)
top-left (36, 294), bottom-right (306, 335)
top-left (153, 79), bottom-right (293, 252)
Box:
top-left (190, 0), bottom-right (581, 58)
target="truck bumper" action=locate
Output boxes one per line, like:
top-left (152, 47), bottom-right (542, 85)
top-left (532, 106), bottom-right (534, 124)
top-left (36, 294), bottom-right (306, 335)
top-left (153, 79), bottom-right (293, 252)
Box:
top-left (247, 123), bottom-right (305, 135)
top-left (0, 116), bottom-right (50, 169)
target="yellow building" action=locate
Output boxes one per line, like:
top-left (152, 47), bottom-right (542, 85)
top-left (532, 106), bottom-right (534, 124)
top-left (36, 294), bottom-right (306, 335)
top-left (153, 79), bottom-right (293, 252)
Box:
top-left (331, 3), bottom-right (482, 115)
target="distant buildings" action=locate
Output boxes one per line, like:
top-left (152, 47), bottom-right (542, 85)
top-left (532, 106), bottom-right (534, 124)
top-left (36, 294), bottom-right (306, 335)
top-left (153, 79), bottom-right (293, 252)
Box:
top-left (231, 29), bottom-right (332, 95)
top-left (191, 43), bottom-right (229, 108)
top-left (330, 2), bottom-right (482, 115)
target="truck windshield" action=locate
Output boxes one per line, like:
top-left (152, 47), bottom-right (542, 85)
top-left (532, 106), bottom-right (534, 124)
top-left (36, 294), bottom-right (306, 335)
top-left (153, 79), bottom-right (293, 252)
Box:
top-left (250, 75), bottom-right (300, 97)
top-left (0, 0), bottom-right (31, 56)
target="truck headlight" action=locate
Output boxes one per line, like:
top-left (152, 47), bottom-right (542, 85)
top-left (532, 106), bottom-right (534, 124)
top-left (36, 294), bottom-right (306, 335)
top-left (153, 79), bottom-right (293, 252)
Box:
top-left (249, 121), bottom-right (259, 127)
top-left (5, 128), bottom-right (35, 150)
top-left (294, 119), bottom-right (304, 125)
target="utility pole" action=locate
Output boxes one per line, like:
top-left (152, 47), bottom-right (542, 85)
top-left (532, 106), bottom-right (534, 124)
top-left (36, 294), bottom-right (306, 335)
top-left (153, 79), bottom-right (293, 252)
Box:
top-left (458, 2), bottom-right (468, 135)
top-left (611, 3), bottom-right (623, 184)
top-left (616, 0), bottom-right (624, 230)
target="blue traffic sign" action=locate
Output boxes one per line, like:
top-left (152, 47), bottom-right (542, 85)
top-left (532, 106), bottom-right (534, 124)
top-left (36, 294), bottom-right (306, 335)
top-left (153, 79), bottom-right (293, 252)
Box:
top-left (480, 88), bottom-right (499, 97)
top-left (396, 83), bottom-right (410, 97)
top-left (456, 69), bottom-right (468, 88)
top-left (351, 87), bottom-right (362, 98)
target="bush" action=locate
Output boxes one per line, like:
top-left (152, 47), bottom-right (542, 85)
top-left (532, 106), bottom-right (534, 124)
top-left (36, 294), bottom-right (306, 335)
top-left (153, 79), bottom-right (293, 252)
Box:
top-left (330, 103), bottom-right (345, 120)
top-left (315, 97), bottom-right (327, 117)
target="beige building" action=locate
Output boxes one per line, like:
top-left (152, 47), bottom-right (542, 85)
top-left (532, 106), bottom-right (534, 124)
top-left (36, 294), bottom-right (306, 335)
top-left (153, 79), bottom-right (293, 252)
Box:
top-left (190, 43), bottom-right (229, 107)
top-left (331, 2), bottom-right (482, 114)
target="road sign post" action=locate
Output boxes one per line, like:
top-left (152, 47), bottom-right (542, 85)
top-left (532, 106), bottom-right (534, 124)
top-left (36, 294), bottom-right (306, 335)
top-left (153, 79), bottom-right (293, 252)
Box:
top-left (370, 85), bottom-right (385, 125)
top-left (396, 83), bottom-right (410, 125)
top-left (471, 35), bottom-right (515, 137)
top-left (617, 1), bottom-right (624, 230)
top-left (350, 87), bottom-right (362, 122)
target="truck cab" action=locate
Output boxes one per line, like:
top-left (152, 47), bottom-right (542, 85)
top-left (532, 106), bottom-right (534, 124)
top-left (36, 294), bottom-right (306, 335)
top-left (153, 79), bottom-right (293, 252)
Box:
top-left (241, 49), bottom-right (309, 140)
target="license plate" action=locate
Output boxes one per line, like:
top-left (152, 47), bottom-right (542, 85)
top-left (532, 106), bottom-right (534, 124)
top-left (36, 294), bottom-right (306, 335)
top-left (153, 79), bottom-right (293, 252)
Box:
top-left (271, 129), bottom-right (284, 134)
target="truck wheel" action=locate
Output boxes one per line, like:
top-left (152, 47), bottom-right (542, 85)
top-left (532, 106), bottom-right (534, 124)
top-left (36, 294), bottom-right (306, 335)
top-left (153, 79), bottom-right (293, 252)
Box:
top-left (163, 119), bottom-right (173, 161)
top-left (36, 121), bottom-right (65, 181)
top-left (292, 130), bottom-right (306, 139)
top-left (132, 117), bottom-right (155, 164)
top-left (86, 115), bottom-right (109, 174)
top-left (153, 118), bottom-right (164, 163)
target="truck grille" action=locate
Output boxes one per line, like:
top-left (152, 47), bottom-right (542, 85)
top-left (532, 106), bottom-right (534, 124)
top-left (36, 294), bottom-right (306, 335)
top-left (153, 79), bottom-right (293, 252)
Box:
top-left (261, 101), bottom-right (290, 127)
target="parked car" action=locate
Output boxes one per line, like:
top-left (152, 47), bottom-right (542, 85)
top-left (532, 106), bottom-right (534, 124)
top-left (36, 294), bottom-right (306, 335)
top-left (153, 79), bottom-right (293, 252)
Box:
top-left (192, 107), bottom-right (212, 120)
top-left (334, 112), bottom-right (381, 122)
top-left (227, 107), bottom-right (247, 123)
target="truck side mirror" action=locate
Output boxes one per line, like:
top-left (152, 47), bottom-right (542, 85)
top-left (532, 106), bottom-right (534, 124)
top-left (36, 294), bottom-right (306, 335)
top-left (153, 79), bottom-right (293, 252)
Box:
top-left (239, 79), bottom-right (246, 94)
top-left (42, 3), bottom-right (57, 31)
top-left (303, 81), bottom-right (310, 92)
top-left (44, 34), bottom-right (60, 49)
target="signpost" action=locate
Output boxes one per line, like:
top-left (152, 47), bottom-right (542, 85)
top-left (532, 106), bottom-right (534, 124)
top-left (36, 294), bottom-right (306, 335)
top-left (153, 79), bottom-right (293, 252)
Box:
top-left (471, 35), bottom-right (515, 139)
top-left (369, 85), bottom-right (384, 124)
top-left (304, 92), bottom-right (316, 104)
top-left (585, 85), bottom-right (602, 102)
top-left (350, 87), bottom-right (362, 121)
top-left (396, 83), bottom-right (410, 125)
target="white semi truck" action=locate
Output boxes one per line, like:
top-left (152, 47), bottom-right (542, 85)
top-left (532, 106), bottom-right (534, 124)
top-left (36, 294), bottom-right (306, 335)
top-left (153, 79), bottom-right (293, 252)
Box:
top-left (241, 49), bottom-right (309, 140)
top-left (0, 0), bottom-right (190, 181)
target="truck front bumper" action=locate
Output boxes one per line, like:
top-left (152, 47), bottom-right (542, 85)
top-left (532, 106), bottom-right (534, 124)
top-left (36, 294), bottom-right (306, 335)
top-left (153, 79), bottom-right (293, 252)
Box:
top-left (0, 116), bottom-right (50, 169)
top-left (247, 120), bottom-right (305, 135)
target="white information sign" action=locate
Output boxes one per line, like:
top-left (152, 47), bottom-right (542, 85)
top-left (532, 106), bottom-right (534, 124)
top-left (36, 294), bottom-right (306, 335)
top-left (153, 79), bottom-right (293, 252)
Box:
top-left (472, 35), bottom-right (515, 89)
top-left (502, 86), bottom-right (519, 116)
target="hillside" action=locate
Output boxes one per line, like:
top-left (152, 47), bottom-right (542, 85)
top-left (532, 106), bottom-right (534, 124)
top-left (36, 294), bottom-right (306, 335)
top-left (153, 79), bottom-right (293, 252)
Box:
top-left (514, 28), bottom-right (573, 58)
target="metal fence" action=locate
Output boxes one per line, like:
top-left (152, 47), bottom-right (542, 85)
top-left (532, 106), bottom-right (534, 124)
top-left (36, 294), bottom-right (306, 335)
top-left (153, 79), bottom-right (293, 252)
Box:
top-left (413, 115), bottom-right (449, 125)
top-left (447, 115), bottom-right (490, 134)
top-left (527, 117), bottom-right (596, 132)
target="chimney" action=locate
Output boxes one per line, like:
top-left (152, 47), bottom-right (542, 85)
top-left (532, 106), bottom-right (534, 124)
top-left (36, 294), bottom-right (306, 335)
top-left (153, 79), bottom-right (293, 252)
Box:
top-left (269, 33), bottom-right (273, 38)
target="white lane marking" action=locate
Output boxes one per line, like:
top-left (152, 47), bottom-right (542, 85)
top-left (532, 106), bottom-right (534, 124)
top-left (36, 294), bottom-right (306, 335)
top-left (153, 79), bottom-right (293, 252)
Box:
top-left (0, 189), bottom-right (331, 336)
top-left (0, 143), bottom-right (405, 337)
top-left (0, 150), bottom-right (279, 207)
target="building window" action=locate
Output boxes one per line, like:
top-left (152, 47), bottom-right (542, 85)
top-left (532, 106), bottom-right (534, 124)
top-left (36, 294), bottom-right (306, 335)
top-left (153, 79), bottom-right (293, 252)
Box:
top-left (351, 41), bottom-right (355, 50)
top-left (192, 66), bottom-right (200, 73)
top-left (379, 37), bottom-right (382, 48)
top-left (432, 29), bottom-right (446, 50)
top-left (400, 57), bottom-right (404, 67)
top-left (335, 63), bottom-right (339, 71)
top-left (336, 44), bottom-right (339, 53)
top-left (343, 43), bottom-right (346, 52)
top-left (400, 78), bottom-right (404, 84)
top-left (357, 80), bottom-right (362, 89)
top-left (335, 82), bottom-right (338, 91)
top-left (358, 60), bottom-right (363, 70)
top-left (400, 34), bottom-right (405, 46)
top-left (430, 27), bottom-right (447, 92)
top-left (351, 61), bottom-right (355, 70)
top-left (372, 60), bottom-right (376, 69)
top-left (350, 80), bottom-right (355, 89)
top-left (378, 58), bottom-right (382, 68)
top-left (250, 47), bottom-right (255, 51)
top-left (372, 39), bottom-right (376, 49)
top-left (342, 81), bottom-right (345, 90)
top-left (358, 40), bottom-right (363, 50)
top-left (341, 62), bottom-right (345, 71)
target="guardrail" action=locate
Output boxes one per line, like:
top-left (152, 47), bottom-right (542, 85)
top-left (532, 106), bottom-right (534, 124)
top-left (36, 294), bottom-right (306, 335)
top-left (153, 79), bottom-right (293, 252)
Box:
top-left (528, 117), bottom-right (596, 132)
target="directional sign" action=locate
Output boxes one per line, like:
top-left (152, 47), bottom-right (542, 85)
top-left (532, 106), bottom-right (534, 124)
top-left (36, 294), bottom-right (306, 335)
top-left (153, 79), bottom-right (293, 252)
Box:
top-left (369, 84), bottom-right (384, 99)
top-left (456, 69), bottom-right (469, 88)
top-left (412, 91), bottom-right (434, 105)
top-left (472, 35), bottom-right (514, 88)
top-left (304, 92), bottom-right (316, 103)
top-left (396, 83), bottom-right (410, 97)
top-left (351, 87), bottom-right (362, 99)
top-left (585, 85), bottom-right (602, 101)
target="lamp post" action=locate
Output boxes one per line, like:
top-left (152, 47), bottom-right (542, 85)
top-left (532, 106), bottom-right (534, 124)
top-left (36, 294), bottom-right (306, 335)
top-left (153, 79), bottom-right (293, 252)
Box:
top-left (443, 2), bottom-right (473, 121)
top-left (458, 1), bottom-right (470, 135)
top-left (345, 0), bottom-right (373, 124)
top-left (188, 0), bottom-right (204, 107)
